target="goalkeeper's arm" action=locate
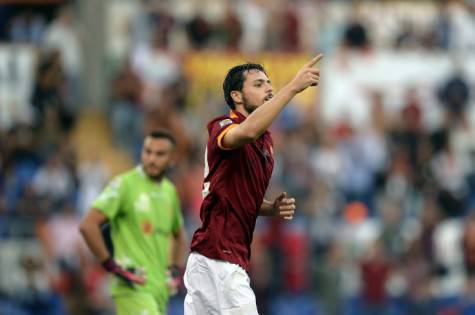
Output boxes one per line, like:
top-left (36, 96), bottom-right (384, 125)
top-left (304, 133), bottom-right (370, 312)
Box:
top-left (167, 226), bottom-right (187, 295)
top-left (79, 208), bottom-right (145, 286)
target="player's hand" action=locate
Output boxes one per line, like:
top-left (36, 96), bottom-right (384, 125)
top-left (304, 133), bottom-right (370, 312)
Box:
top-left (166, 265), bottom-right (181, 296)
top-left (102, 258), bottom-right (146, 287)
top-left (290, 53), bottom-right (323, 93)
top-left (273, 192), bottom-right (296, 220)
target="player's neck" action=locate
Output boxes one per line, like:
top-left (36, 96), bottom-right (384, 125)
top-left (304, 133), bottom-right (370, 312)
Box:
top-left (149, 174), bottom-right (164, 183)
top-left (234, 107), bottom-right (249, 118)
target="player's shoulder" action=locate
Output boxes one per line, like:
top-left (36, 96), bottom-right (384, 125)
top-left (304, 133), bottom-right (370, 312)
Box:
top-left (207, 115), bottom-right (231, 129)
top-left (111, 167), bottom-right (143, 187)
top-left (161, 177), bottom-right (178, 194)
top-left (207, 112), bottom-right (241, 131)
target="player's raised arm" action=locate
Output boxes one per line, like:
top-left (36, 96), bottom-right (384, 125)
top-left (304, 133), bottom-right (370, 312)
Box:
top-left (222, 54), bottom-right (323, 149)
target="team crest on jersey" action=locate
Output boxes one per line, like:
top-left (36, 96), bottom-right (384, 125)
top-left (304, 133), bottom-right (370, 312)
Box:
top-left (219, 119), bottom-right (233, 128)
top-left (141, 220), bottom-right (154, 235)
top-left (135, 193), bottom-right (151, 212)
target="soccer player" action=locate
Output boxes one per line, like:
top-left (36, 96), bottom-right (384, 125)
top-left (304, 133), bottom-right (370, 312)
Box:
top-left (184, 54), bottom-right (323, 314)
top-left (79, 129), bottom-right (187, 315)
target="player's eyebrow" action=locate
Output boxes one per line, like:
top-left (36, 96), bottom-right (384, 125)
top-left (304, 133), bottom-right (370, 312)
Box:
top-left (253, 79), bottom-right (271, 84)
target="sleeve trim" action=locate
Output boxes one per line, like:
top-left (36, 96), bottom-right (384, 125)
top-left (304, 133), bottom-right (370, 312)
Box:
top-left (217, 124), bottom-right (238, 150)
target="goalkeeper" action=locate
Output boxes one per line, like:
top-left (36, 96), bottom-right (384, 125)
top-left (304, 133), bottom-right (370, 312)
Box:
top-left (79, 129), bottom-right (187, 315)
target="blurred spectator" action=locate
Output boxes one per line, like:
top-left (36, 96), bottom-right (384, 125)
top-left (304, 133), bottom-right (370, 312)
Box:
top-left (8, 9), bottom-right (45, 45)
top-left (186, 14), bottom-right (212, 49)
top-left (339, 128), bottom-right (382, 213)
top-left (279, 2), bottom-right (300, 51)
top-left (17, 255), bottom-right (66, 315)
top-left (431, 137), bottom-right (471, 217)
top-left (43, 5), bottom-right (82, 107)
top-left (404, 238), bottom-right (436, 315)
top-left (216, 3), bottom-right (242, 51)
top-left (310, 129), bottom-right (344, 189)
top-left (236, 0), bottom-right (268, 52)
top-left (446, 0), bottom-right (475, 52)
top-left (379, 199), bottom-right (405, 259)
top-left (342, 19), bottom-right (370, 50)
top-left (131, 22), bottom-right (181, 107)
top-left (360, 239), bottom-right (391, 315)
top-left (313, 241), bottom-right (344, 315)
top-left (462, 215), bottom-right (475, 276)
top-left (281, 221), bottom-right (311, 293)
top-left (432, 1), bottom-right (451, 50)
top-left (36, 203), bottom-right (90, 315)
top-left (143, 89), bottom-right (192, 163)
top-left (438, 73), bottom-right (471, 120)
top-left (110, 60), bottom-right (144, 158)
top-left (2, 126), bottom-right (41, 217)
top-left (77, 157), bottom-right (109, 216)
top-left (266, 3), bottom-right (300, 51)
top-left (31, 50), bottom-right (75, 132)
top-left (31, 153), bottom-right (75, 209)
top-left (394, 20), bottom-right (420, 50)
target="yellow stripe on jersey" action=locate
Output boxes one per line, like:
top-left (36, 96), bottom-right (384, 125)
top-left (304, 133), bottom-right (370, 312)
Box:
top-left (217, 124), bottom-right (238, 150)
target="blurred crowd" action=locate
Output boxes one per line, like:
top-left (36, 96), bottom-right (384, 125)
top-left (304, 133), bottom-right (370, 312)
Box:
top-left (1, 1), bottom-right (475, 315)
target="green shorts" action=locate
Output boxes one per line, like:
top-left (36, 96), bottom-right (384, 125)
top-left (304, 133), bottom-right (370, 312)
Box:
top-left (114, 292), bottom-right (166, 315)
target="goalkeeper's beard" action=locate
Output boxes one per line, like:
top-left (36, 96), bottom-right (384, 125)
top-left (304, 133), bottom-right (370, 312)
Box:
top-left (144, 165), bottom-right (166, 181)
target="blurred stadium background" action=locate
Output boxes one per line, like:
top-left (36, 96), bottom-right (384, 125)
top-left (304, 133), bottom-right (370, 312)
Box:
top-left (1, 0), bottom-right (475, 314)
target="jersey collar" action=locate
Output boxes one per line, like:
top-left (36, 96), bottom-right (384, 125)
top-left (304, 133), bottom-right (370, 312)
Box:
top-left (230, 110), bottom-right (246, 122)
top-left (137, 165), bottom-right (166, 186)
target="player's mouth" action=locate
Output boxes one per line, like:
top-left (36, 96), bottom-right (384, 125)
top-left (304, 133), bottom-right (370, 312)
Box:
top-left (264, 94), bottom-right (273, 102)
top-left (145, 165), bottom-right (159, 172)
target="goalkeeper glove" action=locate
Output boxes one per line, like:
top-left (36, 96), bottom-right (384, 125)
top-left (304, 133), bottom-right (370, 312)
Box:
top-left (102, 258), bottom-right (146, 287)
top-left (166, 265), bottom-right (181, 296)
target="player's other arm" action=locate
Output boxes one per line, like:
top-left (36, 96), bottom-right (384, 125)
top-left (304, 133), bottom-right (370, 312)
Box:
top-left (79, 208), bottom-right (110, 262)
top-left (79, 208), bottom-right (146, 285)
top-left (167, 226), bottom-right (187, 296)
top-left (259, 192), bottom-right (296, 220)
top-left (222, 54), bottom-right (323, 149)
top-left (170, 226), bottom-right (187, 268)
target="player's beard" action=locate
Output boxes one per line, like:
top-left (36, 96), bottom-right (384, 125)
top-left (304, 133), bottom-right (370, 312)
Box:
top-left (242, 95), bottom-right (259, 114)
top-left (144, 165), bottom-right (166, 181)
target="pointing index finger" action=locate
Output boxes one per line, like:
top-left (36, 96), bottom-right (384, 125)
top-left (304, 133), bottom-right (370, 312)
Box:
top-left (305, 53), bottom-right (324, 68)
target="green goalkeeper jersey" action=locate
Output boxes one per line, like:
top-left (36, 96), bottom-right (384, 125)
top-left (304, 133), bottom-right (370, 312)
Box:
top-left (92, 166), bottom-right (184, 303)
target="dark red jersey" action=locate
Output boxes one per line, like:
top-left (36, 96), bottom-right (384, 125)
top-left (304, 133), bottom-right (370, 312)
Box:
top-left (190, 110), bottom-right (274, 271)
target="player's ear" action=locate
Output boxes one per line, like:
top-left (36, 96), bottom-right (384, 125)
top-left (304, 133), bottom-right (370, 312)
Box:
top-left (230, 91), bottom-right (242, 105)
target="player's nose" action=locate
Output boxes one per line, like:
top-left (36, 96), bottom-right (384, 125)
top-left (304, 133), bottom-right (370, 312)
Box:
top-left (265, 84), bottom-right (273, 94)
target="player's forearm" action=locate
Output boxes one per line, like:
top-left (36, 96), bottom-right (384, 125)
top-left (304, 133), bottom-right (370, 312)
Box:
top-left (171, 228), bottom-right (187, 267)
top-left (259, 199), bottom-right (276, 216)
top-left (79, 220), bottom-right (110, 262)
top-left (241, 84), bottom-right (298, 138)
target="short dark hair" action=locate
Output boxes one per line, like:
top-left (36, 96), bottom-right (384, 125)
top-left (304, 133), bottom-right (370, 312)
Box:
top-left (223, 63), bottom-right (266, 109)
top-left (146, 129), bottom-right (176, 147)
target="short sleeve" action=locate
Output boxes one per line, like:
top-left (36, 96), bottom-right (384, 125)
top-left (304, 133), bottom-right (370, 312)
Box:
top-left (91, 176), bottom-right (124, 219)
top-left (209, 118), bottom-right (238, 151)
top-left (171, 189), bottom-right (184, 233)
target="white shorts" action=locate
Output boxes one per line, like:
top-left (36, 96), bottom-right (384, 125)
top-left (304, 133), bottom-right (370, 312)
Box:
top-left (184, 252), bottom-right (259, 315)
